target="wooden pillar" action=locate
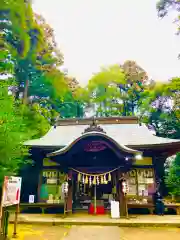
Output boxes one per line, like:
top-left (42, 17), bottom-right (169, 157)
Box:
top-left (37, 171), bottom-right (43, 202)
top-left (67, 169), bottom-right (73, 214)
top-left (35, 152), bottom-right (44, 203)
top-left (153, 155), bottom-right (167, 196)
top-left (117, 170), bottom-right (127, 217)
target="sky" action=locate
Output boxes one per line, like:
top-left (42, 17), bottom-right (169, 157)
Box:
top-left (33, 0), bottom-right (180, 86)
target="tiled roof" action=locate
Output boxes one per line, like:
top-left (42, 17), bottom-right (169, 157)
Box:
top-left (24, 123), bottom-right (180, 147)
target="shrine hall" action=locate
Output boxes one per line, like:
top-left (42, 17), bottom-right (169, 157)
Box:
top-left (21, 116), bottom-right (180, 216)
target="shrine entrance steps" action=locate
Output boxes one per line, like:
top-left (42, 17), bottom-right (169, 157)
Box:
top-left (9, 213), bottom-right (180, 227)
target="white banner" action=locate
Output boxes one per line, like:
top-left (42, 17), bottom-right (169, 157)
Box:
top-left (110, 200), bottom-right (120, 219)
top-left (2, 176), bottom-right (22, 207)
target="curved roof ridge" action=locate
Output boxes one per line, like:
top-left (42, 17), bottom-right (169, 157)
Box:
top-left (47, 131), bottom-right (141, 157)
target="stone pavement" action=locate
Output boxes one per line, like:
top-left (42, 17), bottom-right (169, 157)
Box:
top-left (7, 224), bottom-right (180, 240)
top-left (64, 226), bottom-right (180, 240)
top-left (64, 226), bottom-right (120, 240)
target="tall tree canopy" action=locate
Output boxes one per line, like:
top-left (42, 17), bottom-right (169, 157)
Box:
top-left (0, 0), bottom-right (71, 184)
top-left (140, 77), bottom-right (180, 138)
top-left (119, 60), bottom-right (149, 116)
top-left (0, 81), bottom-right (29, 184)
top-left (84, 60), bottom-right (179, 139)
top-left (86, 64), bottom-right (126, 116)
top-left (85, 61), bottom-right (150, 117)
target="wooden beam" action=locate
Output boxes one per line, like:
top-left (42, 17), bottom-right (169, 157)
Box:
top-left (56, 116), bottom-right (139, 126)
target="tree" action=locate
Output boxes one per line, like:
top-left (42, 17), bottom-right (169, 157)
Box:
top-left (157, 0), bottom-right (180, 56)
top-left (86, 64), bottom-right (126, 116)
top-left (85, 62), bottom-right (149, 117)
top-left (20, 103), bottom-right (52, 139)
top-left (34, 13), bottom-right (64, 69)
top-left (140, 79), bottom-right (180, 138)
top-left (1, 0), bottom-right (70, 126)
top-left (0, 82), bottom-right (29, 184)
top-left (165, 152), bottom-right (180, 197)
top-left (120, 60), bottom-right (149, 116)
top-left (1, 0), bottom-right (66, 105)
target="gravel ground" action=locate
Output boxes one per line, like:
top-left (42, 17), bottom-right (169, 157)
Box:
top-left (7, 225), bottom-right (180, 240)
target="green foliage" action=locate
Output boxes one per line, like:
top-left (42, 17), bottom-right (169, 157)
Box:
top-left (1, 0), bottom-right (66, 105)
top-left (86, 64), bottom-right (126, 116)
top-left (140, 79), bottom-right (180, 138)
top-left (52, 77), bottom-right (85, 118)
top-left (0, 0), bottom-right (68, 185)
top-left (0, 82), bottom-right (29, 184)
top-left (119, 60), bottom-right (149, 116)
top-left (165, 152), bottom-right (180, 196)
top-left (20, 103), bottom-right (51, 139)
top-left (85, 62), bottom-right (149, 117)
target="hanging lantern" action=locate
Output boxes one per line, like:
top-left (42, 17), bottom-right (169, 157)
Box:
top-left (78, 173), bottom-right (81, 182)
top-left (108, 173), bottom-right (111, 182)
top-left (63, 181), bottom-right (69, 194)
top-left (97, 176), bottom-right (99, 185)
top-left (93, 176), bottom-right (96, 185)
top-left (101, 175), bottom-right (104, 184)
top-left (104, 175), bottom-right (107, 184)
top-left (122, 180), bottom-right (129, 194)
top-left (89, 176), bottom-right (92, 186)
top-left (82, 175), bottom-right (85, 184)
top-left (85, 175), bottom-right (88, 184)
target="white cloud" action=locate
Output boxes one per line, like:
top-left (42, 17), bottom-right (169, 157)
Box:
top-left (33, 0), bottom-right (180, 85)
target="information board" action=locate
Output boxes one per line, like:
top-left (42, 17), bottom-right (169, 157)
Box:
top-left (2, 176), bottom-right (22, 207)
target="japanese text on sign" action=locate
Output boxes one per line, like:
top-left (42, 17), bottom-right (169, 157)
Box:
top-left (2, 176), bottom-right (22, 207)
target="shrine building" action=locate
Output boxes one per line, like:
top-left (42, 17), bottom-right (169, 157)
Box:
top-left (21, 117), bottom-right (180, 216)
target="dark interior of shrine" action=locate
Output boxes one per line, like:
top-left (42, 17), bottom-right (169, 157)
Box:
top-left (72, 181), bottom-right (114, 210)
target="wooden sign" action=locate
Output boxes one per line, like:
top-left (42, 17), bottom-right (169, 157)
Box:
top-left (84, 141), bottom-right (107, 152)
